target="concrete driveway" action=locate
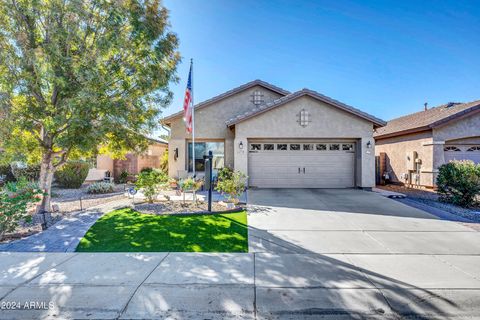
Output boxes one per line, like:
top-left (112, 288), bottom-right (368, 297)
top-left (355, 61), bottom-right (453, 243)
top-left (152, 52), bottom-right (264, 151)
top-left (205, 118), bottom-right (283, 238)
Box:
top-left (247, 188), bottom-right (480, 318)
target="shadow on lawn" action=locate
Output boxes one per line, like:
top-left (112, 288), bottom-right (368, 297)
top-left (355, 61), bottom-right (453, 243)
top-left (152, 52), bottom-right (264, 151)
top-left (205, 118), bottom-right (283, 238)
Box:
top-left (76, 208), bottom-right (249, 252)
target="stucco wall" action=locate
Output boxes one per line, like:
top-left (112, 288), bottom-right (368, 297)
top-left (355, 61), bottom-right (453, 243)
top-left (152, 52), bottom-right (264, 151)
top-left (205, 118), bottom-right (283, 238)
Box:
top-left (167, 85), bottom-right (283, 177)
top-left (375, 131), bottom-right (434, 186)
top-left (234, 96), bottom-right (376, 188)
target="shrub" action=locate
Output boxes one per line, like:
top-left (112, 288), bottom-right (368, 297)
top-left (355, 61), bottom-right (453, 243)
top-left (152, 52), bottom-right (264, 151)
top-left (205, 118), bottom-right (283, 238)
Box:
top-left (140, 167), bottom-right (153, 173)
top-left (115, 170), bottom-right (129, 184)
top-left (0, 165), bottom-right (16, 184)
top-left (436, 160), bottom-right (480, 207)
top-left (54, 161), bottom-right (90, 188)
top-left (160, 149), bottom-right (168, 172)
top-left (11, 163), bottom-right (41, 181)
top-left (217, 167), bottom-right (233, 182)
top-left (215, 170), bottom-right (247, 204)
top-left (87, 182), bottom-right (115, 194)
top-left (0, 178), bottom-right (43, 241)
top-left (135, 169), bottom-right (169, 203)
top-left (178, 177), bottom-right (203, 192)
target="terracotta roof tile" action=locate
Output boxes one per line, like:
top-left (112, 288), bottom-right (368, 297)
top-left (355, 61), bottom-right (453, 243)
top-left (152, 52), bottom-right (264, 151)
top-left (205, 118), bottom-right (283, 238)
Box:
top-left (374, 100), bottom-right (480, 138)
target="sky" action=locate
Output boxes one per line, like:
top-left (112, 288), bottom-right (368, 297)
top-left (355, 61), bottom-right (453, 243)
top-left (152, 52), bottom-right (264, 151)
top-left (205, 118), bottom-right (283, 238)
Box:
top-left (160, 0), bottom-right (480, 126)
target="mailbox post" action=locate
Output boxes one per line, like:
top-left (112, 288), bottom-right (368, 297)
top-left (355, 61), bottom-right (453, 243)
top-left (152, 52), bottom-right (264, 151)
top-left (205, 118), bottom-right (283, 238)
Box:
top-left (203, 151), bottom-right (213, 212)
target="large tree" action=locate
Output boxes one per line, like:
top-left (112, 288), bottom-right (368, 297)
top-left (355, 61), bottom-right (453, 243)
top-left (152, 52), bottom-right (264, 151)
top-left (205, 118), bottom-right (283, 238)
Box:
top-left (0, 0), bottom-right (180, 216)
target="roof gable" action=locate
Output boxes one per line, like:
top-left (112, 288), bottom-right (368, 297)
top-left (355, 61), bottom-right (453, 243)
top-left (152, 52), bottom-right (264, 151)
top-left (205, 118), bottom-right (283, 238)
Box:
top-left (374, 100), bottom-right (480, 139)
top-left (226, 89), bottom-right (386, 128)
top-left (162, 80), bottom-right (289, 124)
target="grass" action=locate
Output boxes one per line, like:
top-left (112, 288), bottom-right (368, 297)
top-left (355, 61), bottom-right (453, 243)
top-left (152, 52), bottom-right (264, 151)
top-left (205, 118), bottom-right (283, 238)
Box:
top-left (76, 208), bottom-right (248, 252)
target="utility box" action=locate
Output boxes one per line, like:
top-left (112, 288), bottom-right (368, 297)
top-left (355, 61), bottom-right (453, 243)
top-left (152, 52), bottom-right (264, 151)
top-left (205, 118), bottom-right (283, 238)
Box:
top-left (406, 151), bottom-right (418, 171)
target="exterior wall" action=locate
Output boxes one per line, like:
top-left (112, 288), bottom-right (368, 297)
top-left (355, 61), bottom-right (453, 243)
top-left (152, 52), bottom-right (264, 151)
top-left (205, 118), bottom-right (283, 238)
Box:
top-left (167, 85), bottom-right (283, 178)
top-left (90, 142), bottom-right (167, 181)
top-left (433, 111), bottom-right (480, 169)
top-left (233, 96), bottom-right (376, 188)
top-left (375, 131), bottom-right (434, 186)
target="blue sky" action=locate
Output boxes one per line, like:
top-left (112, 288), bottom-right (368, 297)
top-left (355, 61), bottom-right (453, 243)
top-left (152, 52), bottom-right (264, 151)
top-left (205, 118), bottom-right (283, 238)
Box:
top-left (161, 0), bottom-right (480, 124)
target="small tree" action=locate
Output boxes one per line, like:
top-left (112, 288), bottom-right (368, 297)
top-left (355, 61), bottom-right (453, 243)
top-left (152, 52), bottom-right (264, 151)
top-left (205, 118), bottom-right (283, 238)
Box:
top-left (0, 0), bottom-right (180, 215)
top-left (0, 178), bottom-right (43, 241)
top-left (437, 160), bottom-right (480, 207)
top-left (216, 171), bottom-right (247, 204)
top-left (135, 169), bottom-right (168, 203)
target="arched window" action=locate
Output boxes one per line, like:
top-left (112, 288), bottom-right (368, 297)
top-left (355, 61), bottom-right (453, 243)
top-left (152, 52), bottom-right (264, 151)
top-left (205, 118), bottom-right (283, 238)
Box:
top-left (467, 146), bottom-right (480, 152)
top-left (444, 146), bottom-right (461, 152)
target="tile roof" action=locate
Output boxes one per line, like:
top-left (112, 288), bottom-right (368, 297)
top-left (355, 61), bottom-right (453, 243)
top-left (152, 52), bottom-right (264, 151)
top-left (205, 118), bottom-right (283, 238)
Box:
top-left (225, 88), bottom-right (386, 127)
top-left (374, 100), bottom-right (480, 138)
top-left (162, 79), bottom-right (290, 123)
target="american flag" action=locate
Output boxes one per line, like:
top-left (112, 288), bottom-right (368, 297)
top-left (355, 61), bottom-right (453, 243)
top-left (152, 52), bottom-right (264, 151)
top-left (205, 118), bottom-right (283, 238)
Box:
top-left (183, 63), bottom-right (193, 133)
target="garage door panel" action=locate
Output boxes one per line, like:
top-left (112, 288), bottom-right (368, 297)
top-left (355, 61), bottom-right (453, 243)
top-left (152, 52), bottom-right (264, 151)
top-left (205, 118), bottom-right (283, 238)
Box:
top-left (248, 141), bottom-right (355, 188)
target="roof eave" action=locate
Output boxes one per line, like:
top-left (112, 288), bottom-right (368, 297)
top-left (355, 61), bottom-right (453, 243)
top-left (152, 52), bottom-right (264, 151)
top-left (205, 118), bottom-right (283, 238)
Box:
top-left (374, 126), bottom-right (431, 140)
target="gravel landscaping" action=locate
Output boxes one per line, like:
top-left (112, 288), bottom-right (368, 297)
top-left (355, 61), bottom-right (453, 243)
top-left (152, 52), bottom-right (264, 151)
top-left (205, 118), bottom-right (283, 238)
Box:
top-left (135, 200), bottom-right (233, 215)
top-left (378, 185), bottom-right (480, 223)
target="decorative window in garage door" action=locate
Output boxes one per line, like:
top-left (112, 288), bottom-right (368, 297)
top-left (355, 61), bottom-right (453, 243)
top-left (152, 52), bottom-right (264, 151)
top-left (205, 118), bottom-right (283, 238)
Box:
top-left (329, 144), bottom-right (340, 151)
top-left (467, 146), bottom-right (480, 152)
top-left (316, 144), bottom-right (327, 151)
top-left (444, 146), bottom-right (461, 152)
top-left (263, 144), bottom-right (274, 151)
top-left (250, 144), bottom-right (261, 151)
top-left (277, 144), bottom-right (287, 151)
top-left (342, 143), bottom-right (354, 151)
top-left (290, 144), bottom-right (301, 151)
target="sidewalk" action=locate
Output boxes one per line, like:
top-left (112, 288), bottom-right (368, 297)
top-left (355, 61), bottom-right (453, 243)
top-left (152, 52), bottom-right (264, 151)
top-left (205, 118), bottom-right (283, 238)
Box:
top-left (0, 252), bottom-right (479, 319)
top-left (0, 199), bottom-right (131, 253)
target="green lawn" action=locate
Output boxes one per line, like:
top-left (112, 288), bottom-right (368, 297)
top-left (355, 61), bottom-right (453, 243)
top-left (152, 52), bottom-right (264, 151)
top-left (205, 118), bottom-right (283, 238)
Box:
top-left (76, 208), bottom-right (248, 252)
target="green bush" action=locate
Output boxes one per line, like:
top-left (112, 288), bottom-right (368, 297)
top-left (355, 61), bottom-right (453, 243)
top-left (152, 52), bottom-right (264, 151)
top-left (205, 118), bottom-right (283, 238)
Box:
top-left (160, 149), bottom-right (168, 172)
top-left (178, 177), bottom-right (202, 192)
top-left (135, 169), bottom-right (169, 203)
top-left (0, 165), bottom-right (16, 183)
top-left (115, 170), bottom-right (129, 184)
top-left (436, 160), bottom-right (480, 207)
top-left (0, 177), bottom-right (43, 241)
top-left (217, 167), bottom-right (233, 182)
top-left (140, 167), bottom-right (153, 173)
top-left (215, 170), bottom-right (247, 204)
top-left (54, 161), bottom-right (90, 188)
top-left (87, 182), bottom-right (115, 194)
top-left (11, 163), bottom-right (41, 181)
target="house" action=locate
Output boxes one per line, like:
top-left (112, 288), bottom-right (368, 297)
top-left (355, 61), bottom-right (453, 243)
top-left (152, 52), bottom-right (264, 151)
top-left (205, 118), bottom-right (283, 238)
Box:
top-left (162, 80), bottom-right (385, 189)
top-left (86, 137), bottom-right (168, 182)
top-left (374, 100), bottom-right (480, 187)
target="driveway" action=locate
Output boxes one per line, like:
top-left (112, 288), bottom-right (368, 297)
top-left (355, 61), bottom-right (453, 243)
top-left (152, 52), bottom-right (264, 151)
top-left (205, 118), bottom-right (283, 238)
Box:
top-left (247, 188), bottom-right (480, 318)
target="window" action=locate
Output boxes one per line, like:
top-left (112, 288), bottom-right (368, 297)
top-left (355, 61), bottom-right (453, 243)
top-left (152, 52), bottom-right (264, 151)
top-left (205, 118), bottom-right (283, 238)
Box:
top-left (330, 144), bottom-right (340, 151)
top-left (467, 146), bottom-right (480, 152)
top-left (342, 143), bottom-right (354, 151)
top-left (277, 144), bottom-right (287, 151)
top-left (303, 144), bottom-right (314, 151)
top-left (316, 144), bottom-right (327, 151)
top-left (252, 90), bottom-right (264, 105)
top-left (263, 144), bottom-right (274, 151)
top-left (188, 142), bottom-right (224, 172)
top-left (250, 144), bottom-right (261, 151)
top-left (444, 146), bottom-right (461, 152)
top-left (290, 144), bottom-right (301, 151)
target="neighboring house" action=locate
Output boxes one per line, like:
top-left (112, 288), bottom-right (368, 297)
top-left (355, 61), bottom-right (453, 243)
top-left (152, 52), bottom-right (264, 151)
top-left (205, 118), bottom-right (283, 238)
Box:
top-left (86, 138), bottom-right (168, 182)
top-left (162, 80), bottom-right (385, 189)
top-left (374, 100), bottom-right (480, 187)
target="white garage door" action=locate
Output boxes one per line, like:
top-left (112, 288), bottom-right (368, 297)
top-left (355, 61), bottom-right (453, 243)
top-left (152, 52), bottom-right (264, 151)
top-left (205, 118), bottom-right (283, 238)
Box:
top-left (248, 141), bottom-right (355, 188)
top-left (444, 145), bottom-right (480, 164)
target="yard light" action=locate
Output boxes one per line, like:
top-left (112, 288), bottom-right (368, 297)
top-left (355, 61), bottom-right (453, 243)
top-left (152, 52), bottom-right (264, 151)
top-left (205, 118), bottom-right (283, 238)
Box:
top-left (174, 148), bottom-right (179, 160)
top-left (366, 141), bottom-right (372, 149)
top-left (239, 141), bottom-right (244, 149)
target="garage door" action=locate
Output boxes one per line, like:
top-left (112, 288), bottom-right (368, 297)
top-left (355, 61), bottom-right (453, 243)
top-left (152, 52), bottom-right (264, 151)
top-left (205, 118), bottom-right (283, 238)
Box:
top-left (248, 141), bottom-right (355, 188)
top-left (444, 145), bottom-right (480, 164)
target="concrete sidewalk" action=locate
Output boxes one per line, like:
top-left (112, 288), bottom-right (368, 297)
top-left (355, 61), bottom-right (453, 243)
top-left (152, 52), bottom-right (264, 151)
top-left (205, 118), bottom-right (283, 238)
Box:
top-left (0, 252), bottom-right (479, 319)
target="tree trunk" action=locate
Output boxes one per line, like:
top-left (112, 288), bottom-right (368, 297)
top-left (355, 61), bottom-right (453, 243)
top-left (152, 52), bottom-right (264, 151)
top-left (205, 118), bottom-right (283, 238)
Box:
top-left (37, 151), bottom-right (55, 229)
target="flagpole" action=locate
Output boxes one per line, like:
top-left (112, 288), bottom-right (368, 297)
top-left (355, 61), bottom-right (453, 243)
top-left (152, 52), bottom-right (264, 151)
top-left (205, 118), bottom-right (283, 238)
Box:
top-left (191, 58), bottom-right (195, 179)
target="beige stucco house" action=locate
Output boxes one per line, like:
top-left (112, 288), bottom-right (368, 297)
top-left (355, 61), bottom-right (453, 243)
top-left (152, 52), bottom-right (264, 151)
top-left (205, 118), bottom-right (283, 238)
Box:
top-left (86, 138), bottom-right (168, 182)
top-left (163, 80), bottom-right (385, 189)
top-left (375, 100), bottom-right (480, 187)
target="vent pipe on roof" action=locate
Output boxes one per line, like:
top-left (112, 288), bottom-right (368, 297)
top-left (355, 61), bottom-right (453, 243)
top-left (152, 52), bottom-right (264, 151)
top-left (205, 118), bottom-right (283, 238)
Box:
top-left (424, 102), bottom-right (428, 111)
